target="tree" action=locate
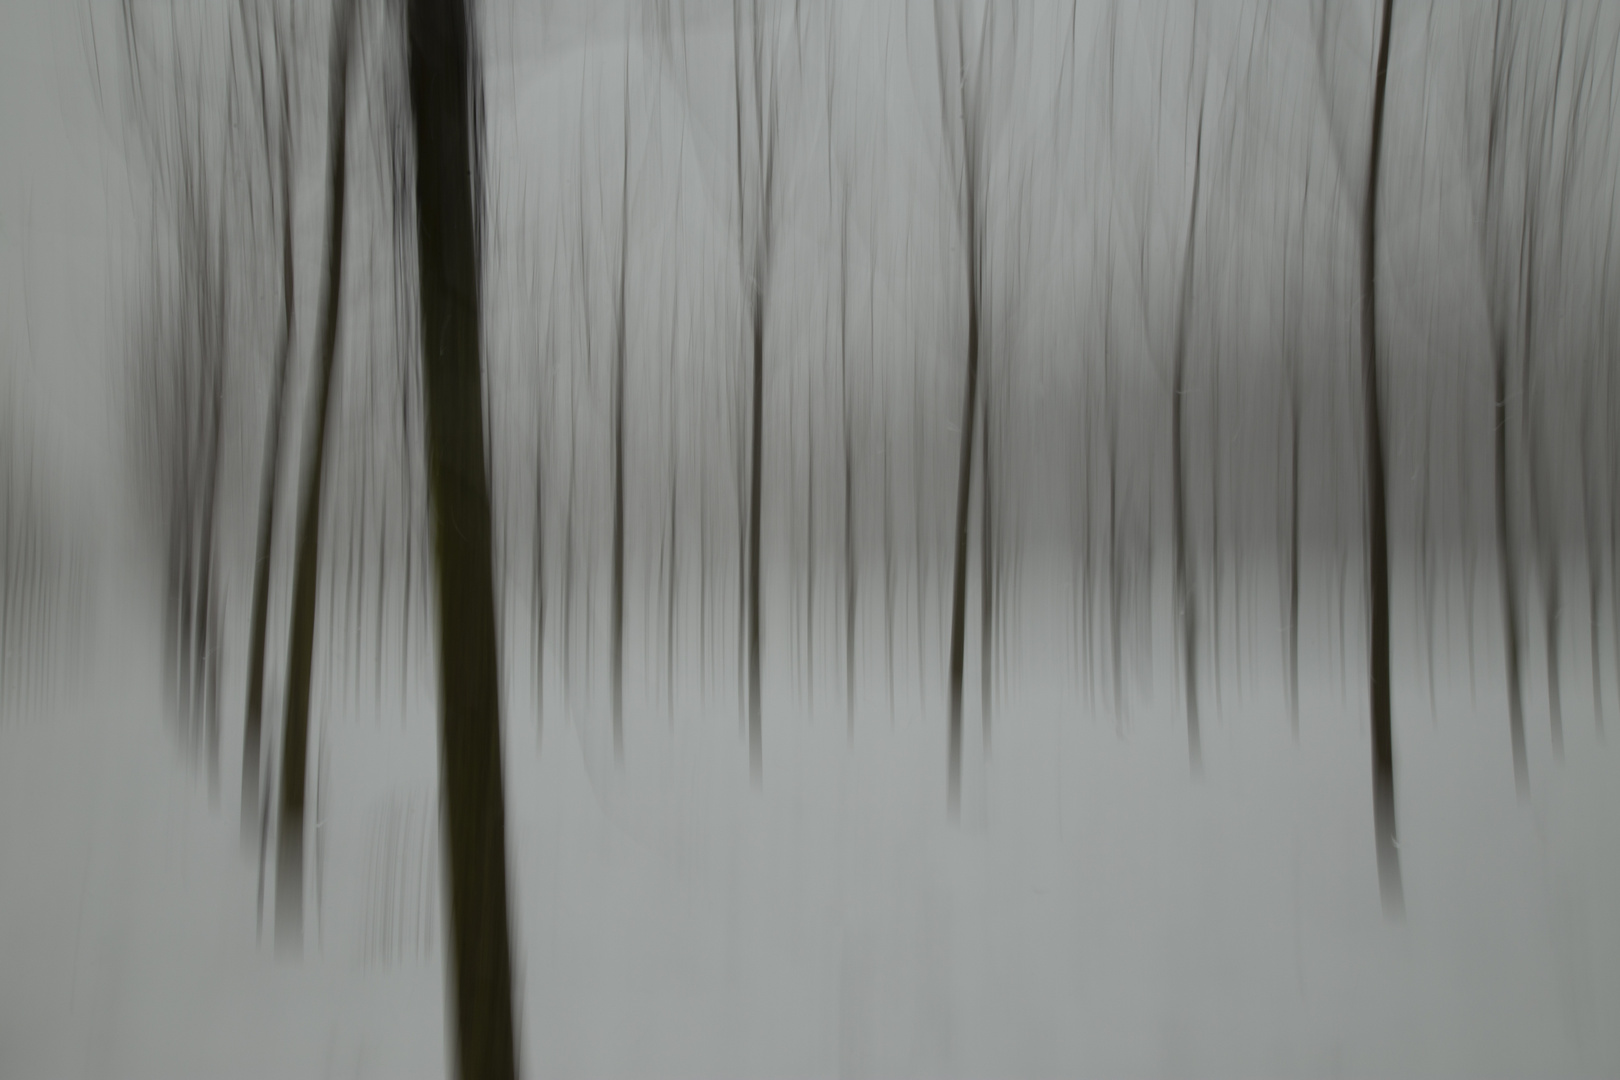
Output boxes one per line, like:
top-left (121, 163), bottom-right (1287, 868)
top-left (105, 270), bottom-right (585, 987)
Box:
top-left (1468, 0), bottom-right (1528, 795)
top-left (1312, 0), bottom-right (1402, 914)
top-left (1171, 98), bottom-right (1206, 778)
top-left (1359, 0), bottom-right (1401, 915)
top-left (937, 0), bottom-right (994, 819)
top-left (840, 179), bottom-right (858, 736)
top-left (240, 1), bottom-right (299, 844)
top-left (118, 0), bottom-right (235, 803)
top-left (734, 0), bottom-right (780, 786)
top-left (405, 0), bottom-right (520, 1074)
top-left (276, 0), bottom-right (355, 948)
top-left (611, 39), bottom-right (632, 766)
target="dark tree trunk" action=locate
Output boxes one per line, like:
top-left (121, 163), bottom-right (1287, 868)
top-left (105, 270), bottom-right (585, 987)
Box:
top-left (980, 381), bottom-right (993, 758)
top-left (244, 94), bottom-right (297, 842)
top-left (733, 0), bottom-right (771, 786)
top-left (276, 0), bottom-right (354, 949)
top-left (406, 0), bottom-right (520, 1075)
top-left (747, 284), bottom-right (765, 785)
top-left (533, 401), bottom-right (546, 740)
top-left (1521, 252), bottom-right (1562, 759)
top-left (1172, 104), bottom-right (1204, 778)
top-left (1581, 361), bottom-right (1603, 731)
top-left (1362, 0), bottom-right (1402, 916)
top-left (943, 1), bottom-right (989, 820)
top-left (612, 47), bottom-right (631, 767)
top-left (666, 423), bottom-right (678, 708)
top-left (1288, 356), bottom-right (1302, 736)
top-left (1283, 177), bottom-right (1307, 738)
top-left (1496, 335), bottom-right (1528, 794)
top-left (839, 202), bottom-right (856, 735)
top-left (945, 188), bottom-right (980, 820)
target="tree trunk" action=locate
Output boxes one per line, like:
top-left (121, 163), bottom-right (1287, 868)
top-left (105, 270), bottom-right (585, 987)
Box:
top-left (276, 0), bottom-right (353, 949)
top-left (734, 0), bottom-right (770, 786)
top-left (747, 282), bottom-right (765, 785)
top-left (244, 105), bottom-right (297, 842)
top-left (836, 202), bottom-right (857, 734)
top-left (942, 1), bottom-right (988, 820)
top-left (406, 0), bottom-right (520, 1075)
top-left (612, 46), bottom-right (631, 767)
top-left (1522, 252), bottom-right (1562, 759)
top-left (1288, 356), bottom-right (1302, 736)
top-left (1362, 0), bottom-right (1402, 916)
top-left (945, 183), bottom-right (981, 821)
top-left (980, 378), bottom-right (994, 758)
top-left (1496, 334), bottom-right (1528, 794)
top-left (1172, 106), bottom-right (1204, 777)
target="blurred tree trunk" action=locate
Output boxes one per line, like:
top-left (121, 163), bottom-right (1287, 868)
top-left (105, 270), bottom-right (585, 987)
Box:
top-left (733, 0), bottom-right (776, 786)
top-left (1361, 0), bottom-right (1401, 916)
top-left (612, 42), bottom-right (631, 767)
top-left (243, 37), bottom-right (296, 842)
top-left (1479, 1), bottom-right (1527, 794)
top-left (941, 0), bottom-right (990, 819)
top-left (1495, 328), bottom-right (1526, 792)
top-left (840, 195), bottom-right (857, 735)
top-left (406, 0), bottom-right (520, 1076)
top-left (276, 0), bottom-right (354, 949)
top-left (1172, 102), bottom-right (1204, 778)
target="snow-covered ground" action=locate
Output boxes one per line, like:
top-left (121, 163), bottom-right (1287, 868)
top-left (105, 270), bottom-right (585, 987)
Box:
top-left (5, 540), bottom-right (1618, 1080)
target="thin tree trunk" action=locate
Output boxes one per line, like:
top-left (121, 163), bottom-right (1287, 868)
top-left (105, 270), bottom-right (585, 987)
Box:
top-left (945, 179), bottom-right (981, 821)
top-left (275, 0), bottom-right (354, 948)
top-left (734, 0), bottom-right (771, 786)
top-left (1582, 358), bottom-right (1602, 730)
top-left (1172, 109), bottom-right (1203, 778)
top-left (1362, 0), bottom-right (1402, 916)
top-left (1106, 289), bottom-right (1123, 724)
top-left (841, 209), bottom-right (856, 734)
top-left (533, 390), bottom-right (546, 738)
top-left (943, 3), bottom-right (989, 821)
top-left (612, 45), bottom-right (630, 767)
top-left (747, 284), bottom-right (765, 784)
top-left (1496, 335), bottom-right (1528, 794)
top-left (1289, 363), bottom-right (1301, 735)
top-left (406, 0), bottom-right (519, 1074)
top-left (980, 378), bottom-right (993, 758)
top-left (1522, 254), bottom-right (1562, 759)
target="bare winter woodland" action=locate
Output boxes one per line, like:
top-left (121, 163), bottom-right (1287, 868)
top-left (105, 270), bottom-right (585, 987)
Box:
top-left (3, 1), bottom-right (1620, 1077)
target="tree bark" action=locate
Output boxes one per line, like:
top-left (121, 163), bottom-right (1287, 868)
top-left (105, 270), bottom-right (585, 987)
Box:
top-left (243, 74), bottom-right (296, 842)
top-left (612, 43), bottom-right (631, 767)
top-left (406, 0), bottom-right (520, 1075)
top-left (942, 0), bottom-right (988, 820)
top-left (1362, 0), bottom-right (1402, 916)
top-left (275, 0), bottom-right (354, 949)
top-left (841, 211), bottom-right (856, 736)
top-left (1172, 104), bottom-right (1204, 778)
top-left (1496, 332), bottom-right (1527, 794)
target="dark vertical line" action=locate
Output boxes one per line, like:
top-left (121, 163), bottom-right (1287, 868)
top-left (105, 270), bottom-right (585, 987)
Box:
top-left (1362, 0), bottom-right (1403, 916)
top-left (406, 0), bottom-right (520, 1074)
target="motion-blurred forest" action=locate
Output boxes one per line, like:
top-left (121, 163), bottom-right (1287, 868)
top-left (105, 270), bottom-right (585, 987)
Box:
top-left (4, 1), bottom-right (1620, 1077)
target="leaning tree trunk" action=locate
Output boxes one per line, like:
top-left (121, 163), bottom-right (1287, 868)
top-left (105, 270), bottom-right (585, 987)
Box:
top-left (406, 0), bottom-right (520, 1077)
top-left (1361, 0), bottom-right (1402, 916)
top-left (275, 0), bottom-right (354, 949)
